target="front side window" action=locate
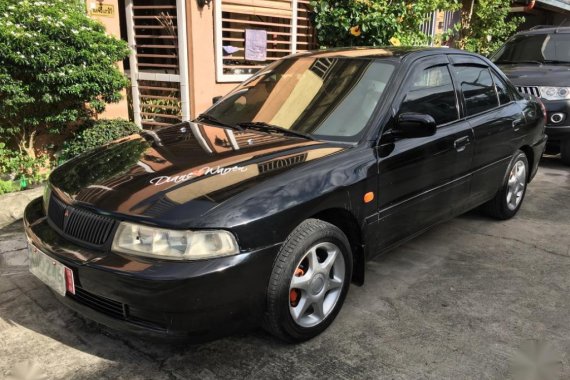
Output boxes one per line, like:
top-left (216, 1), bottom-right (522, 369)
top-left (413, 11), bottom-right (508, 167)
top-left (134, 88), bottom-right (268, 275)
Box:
top-left (206, 58), bottom-right (396, 142)
top-left (399, 65), bottom-right (458, 125)
top-left (454, 66), bottom-right (499, 116)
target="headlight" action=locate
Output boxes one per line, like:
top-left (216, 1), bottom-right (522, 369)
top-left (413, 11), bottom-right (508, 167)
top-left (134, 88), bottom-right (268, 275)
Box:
top-left (111, 222), bottom-right (240, 260)
top-left (538, 86), bottom-right (570, 100)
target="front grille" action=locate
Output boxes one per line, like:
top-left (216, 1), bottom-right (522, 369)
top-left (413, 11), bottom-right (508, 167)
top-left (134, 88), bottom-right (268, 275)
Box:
top-left (47, 195), bottom-right (116, 246)
top-left (70, 286), bottom-right (126, 320)
top-left (517, 86), bottom-right (541, 98)
top-left (47, 193), bottom-right (66, 229)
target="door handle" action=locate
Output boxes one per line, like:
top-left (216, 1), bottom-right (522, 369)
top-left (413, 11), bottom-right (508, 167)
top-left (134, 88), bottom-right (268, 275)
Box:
top-left (454, 136), bottom-right (470, 152)
top-left (512, 119), bottom-right (524, 131)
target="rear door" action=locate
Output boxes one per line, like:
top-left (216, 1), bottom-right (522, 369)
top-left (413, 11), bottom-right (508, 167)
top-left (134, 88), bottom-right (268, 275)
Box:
top-left (376, 55), bottom-right (474, 250)
top-left (449, 55), bottom-right (524, 207)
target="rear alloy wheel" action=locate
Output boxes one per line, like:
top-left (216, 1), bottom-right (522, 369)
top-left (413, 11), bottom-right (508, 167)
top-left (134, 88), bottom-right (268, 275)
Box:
top-left (484, 150), bottom-right (529, 220)
top-left (561, 139), bottom-right (570, 166)
top-left (264, 219), bottom-right (352, 342)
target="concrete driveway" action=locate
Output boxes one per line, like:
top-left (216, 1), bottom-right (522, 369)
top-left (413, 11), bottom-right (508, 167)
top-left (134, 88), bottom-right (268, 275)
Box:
top-left (1, 158), bottom-right (569, 380)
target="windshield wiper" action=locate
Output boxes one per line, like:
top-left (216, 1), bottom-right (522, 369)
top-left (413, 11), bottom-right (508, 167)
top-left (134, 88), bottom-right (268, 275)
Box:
top-left (238, 121), bottom-right (315, 141)
top-left (197, 113), bottom-right (243, 131)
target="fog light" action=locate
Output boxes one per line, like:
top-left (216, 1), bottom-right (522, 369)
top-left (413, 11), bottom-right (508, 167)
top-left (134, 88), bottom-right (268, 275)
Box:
top-left (550, 113), bottom-right (564, 124)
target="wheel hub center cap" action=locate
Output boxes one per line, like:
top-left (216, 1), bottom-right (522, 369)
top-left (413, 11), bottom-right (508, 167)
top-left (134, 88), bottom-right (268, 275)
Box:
top-left (310, 274), bottom-right (325, 295)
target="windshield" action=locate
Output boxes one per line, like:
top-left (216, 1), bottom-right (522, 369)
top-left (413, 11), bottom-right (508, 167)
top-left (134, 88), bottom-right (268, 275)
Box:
top-left (204, 57), bottom-right (396, 142)
top-left (492, 33), bottom-right (570, 64)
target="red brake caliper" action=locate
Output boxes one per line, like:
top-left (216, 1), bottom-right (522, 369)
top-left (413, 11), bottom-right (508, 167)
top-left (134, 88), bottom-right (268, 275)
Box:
top-left (290, 268), bottom-right (305, 307)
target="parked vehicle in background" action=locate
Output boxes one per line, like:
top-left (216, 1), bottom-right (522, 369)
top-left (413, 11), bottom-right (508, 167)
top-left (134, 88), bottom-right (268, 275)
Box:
top-left (492, 26), bottom-right (570, 165)
top-left (24, 48), bottom-right (546, 343)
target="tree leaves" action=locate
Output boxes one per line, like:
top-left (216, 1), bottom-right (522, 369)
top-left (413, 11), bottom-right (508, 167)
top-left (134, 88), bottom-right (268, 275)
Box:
top-left (0, 0), bottom-right (130, 153)
top-left (310, 0), bottom-right (461, 48)
top-left (310, 0), bottom-right (521, 57)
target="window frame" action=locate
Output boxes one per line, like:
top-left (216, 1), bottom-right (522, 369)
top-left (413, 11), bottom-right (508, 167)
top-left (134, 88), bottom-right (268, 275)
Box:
top-left (214, 0), bottom-right (305, 83)
top-left (452, 63), bottom-right (500, 118)
top-left (393, 56), bottom-right (461, 129)
top-left (490, 69), bottom-right (514, 106)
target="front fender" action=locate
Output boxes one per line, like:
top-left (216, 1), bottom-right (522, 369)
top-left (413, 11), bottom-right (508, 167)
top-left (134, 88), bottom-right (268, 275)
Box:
top-left (199, 146), bottom-right (378, 251)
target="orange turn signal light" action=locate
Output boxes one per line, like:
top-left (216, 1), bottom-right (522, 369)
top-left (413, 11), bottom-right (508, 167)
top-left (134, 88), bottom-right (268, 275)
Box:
top-left (363, 192), bottom-right (374, 203)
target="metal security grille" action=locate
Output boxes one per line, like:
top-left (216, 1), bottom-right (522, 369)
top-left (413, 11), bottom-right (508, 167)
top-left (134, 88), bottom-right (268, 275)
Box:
top-left (420, 11), bottom-right (437, 42)
top-left (125, 0), bottom-right (190, 128)
top-left (47, 195), bottom-right (116, 247)
top-left (517, 86), bottom-right (541, 98)
top-left (309, 58), bottom-right (335, 81)
top-left (215, 0), bottom-right (317, 82)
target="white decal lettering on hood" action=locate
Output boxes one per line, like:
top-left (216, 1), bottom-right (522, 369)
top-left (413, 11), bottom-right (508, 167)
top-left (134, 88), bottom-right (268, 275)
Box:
top-left (150, 166), bottom-right (248, 186)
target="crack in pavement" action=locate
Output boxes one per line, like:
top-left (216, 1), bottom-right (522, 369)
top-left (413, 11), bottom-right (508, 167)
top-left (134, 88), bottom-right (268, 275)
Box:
top-left (454, 228), bottom-right (570, 259)
top-left (1, 247), bottom-right (27, 256)
top-left (99, 330), bottom-right (181, 380)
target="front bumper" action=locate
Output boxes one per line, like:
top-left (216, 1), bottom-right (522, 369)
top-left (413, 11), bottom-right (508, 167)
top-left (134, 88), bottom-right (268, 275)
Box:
top-left (543, 99), bottom-right (570, 142)
top-left (23, 197), bottom-right (279, 341)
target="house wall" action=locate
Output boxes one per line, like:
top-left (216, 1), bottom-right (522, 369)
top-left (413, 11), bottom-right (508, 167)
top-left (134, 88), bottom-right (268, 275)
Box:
top-left (186, 2), bottom-right (237, 117)
top-left (85, 0), bottom-right (129, 120)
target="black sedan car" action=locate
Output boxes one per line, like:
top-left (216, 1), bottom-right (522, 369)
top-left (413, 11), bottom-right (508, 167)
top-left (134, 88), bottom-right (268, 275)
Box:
top-left (24, 47), bottom-right (546, 342)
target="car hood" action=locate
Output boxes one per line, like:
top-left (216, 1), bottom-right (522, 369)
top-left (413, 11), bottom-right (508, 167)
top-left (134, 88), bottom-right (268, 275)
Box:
top-left (49, 122), bottom-right (348, 226)
top-left (497, 63), bottom-right (570, 86)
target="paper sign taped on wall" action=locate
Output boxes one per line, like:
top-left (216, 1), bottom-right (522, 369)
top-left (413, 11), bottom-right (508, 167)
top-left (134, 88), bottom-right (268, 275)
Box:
top-left (245, 29), bottom-right (267, 62)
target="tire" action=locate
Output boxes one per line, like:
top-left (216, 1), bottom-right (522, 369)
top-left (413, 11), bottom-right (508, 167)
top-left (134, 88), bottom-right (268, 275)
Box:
top-left (484, 150), bottom-right (529, 220)
top-left (264, 218), bottom-right (353, 342)
top-left (561, 139), bottom-right (570, 166)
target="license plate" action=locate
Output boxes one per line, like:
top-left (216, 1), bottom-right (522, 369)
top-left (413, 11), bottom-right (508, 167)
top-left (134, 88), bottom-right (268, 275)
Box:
top-left (28, 245), bottom-right (73, 297)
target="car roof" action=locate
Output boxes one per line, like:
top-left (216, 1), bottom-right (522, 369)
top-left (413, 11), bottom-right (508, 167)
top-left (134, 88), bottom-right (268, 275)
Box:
top-left (292, 46), bottom-right (474, 60)
top-left (515, 26), bottom-right (570, 35)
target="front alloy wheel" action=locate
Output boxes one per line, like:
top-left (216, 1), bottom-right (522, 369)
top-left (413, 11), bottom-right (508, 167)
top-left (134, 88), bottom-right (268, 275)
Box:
top-left (264, 219), bottom-right (352, 342)
top-left (289, 242), bottom-right (345, 328)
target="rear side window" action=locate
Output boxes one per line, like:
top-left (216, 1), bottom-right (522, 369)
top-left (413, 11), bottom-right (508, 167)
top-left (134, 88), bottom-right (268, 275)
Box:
top-left (399, 65), bottom-right (459, 125)
top-left (454, 66), bottom-right (499, 116)
top-left (491, 71), bottom-right (511, 105)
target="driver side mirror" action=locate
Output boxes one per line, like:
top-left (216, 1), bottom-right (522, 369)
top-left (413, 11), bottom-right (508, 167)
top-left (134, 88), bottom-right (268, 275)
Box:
top-left (392, 112), bottom-right (437, 139)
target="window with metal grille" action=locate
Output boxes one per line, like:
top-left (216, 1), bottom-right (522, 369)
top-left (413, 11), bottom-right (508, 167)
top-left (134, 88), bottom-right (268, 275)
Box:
top-left (125, 0), bottom-right (190, 128)
top-left (214, 0), bottom-right (317, 82)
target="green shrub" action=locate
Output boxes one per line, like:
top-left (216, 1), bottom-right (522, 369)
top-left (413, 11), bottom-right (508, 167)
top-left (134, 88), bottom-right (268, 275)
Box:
top-left (455, 0), bottom-right (524, 56)
top-left (310, 0), bottom-right (461, 48)
top-left (59, 119), bottom-right (140, 161)
top-left (0, 142), bottom-right (49, 184)
top-left (0, 179), bottom-right (17, 195)
top-left (0, 0), bottom-right (130, 157)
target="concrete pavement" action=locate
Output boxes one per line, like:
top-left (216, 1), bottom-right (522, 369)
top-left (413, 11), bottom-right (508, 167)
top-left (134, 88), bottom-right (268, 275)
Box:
top-left (0, 157), bottom-right (568, 379)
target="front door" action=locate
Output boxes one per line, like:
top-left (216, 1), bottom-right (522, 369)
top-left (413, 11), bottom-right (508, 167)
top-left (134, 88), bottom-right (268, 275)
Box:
top-left (376, 56), bottom-right (474, 250)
